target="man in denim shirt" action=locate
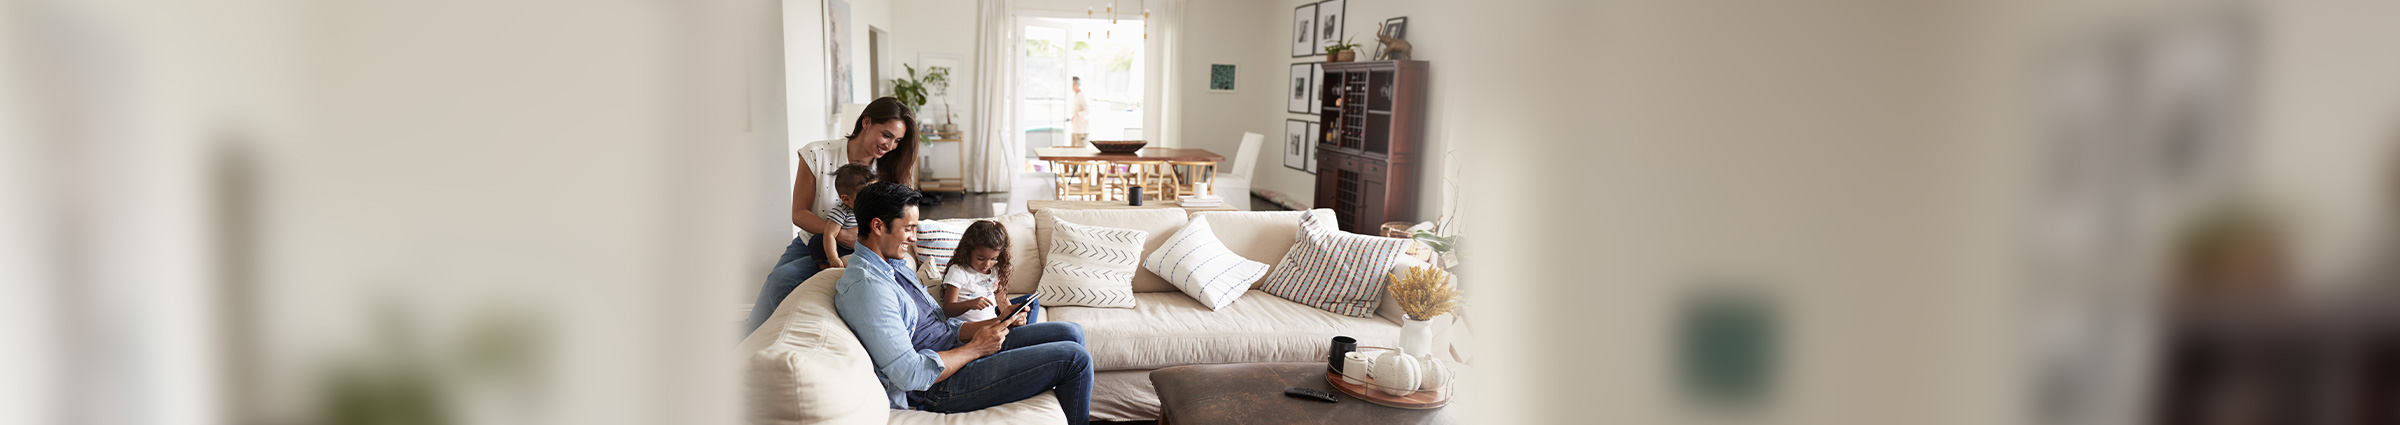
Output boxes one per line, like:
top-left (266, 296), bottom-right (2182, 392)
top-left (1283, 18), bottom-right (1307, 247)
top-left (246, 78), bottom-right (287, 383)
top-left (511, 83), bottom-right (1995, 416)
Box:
top-left (833, 183), bottom-right (1093, 424)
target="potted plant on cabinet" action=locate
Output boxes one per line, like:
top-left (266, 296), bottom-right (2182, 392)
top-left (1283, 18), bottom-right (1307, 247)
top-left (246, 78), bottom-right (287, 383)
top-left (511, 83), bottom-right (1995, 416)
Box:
top-left (1324, 36), bottom-right (1362, 62)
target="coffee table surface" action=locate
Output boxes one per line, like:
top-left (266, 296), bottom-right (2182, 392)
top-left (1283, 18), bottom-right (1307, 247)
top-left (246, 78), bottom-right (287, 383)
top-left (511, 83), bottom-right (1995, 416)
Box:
top-left (1151, 362), bottom-right (1456, 425)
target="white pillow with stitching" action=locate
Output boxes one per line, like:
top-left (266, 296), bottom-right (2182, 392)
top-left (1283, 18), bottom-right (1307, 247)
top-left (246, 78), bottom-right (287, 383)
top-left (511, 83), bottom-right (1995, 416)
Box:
top-left (1143, 218), bottom-right (1270, 310)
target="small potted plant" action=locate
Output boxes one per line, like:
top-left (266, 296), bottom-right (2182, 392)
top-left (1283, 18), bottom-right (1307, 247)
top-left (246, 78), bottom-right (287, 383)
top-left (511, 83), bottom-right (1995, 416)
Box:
top-left (1324, 36), bottom-right (1362, 62)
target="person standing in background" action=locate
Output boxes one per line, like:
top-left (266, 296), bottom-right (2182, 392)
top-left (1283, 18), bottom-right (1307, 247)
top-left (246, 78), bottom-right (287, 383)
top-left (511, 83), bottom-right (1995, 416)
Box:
top-left (1070, 76), bottom-right (1089, 147)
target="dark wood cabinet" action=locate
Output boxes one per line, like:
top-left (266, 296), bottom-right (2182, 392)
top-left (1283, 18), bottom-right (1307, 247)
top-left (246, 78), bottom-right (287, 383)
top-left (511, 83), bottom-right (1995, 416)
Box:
top-left (1314, 60), bottom-right (1426, 234)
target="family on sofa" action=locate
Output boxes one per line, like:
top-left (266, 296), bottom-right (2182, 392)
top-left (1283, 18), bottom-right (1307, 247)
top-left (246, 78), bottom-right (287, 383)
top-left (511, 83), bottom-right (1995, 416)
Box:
top-left (741, 98), bottom-right (1449, 424)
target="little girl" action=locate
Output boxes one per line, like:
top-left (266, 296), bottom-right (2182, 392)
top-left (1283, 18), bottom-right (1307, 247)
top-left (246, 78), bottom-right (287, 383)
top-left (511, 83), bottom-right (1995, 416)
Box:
top-left (940, 220), bottom-right (1036, 323)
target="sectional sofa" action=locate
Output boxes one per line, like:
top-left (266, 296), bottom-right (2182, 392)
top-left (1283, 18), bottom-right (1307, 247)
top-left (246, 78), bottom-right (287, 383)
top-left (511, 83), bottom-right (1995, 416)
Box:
top-left (740, 209), bottom-right (1463, 423)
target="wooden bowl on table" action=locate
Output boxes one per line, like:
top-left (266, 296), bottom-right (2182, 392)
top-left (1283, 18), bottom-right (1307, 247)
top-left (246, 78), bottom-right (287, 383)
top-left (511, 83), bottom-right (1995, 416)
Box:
top-left (1090, 140), bottom-right (1148, 154)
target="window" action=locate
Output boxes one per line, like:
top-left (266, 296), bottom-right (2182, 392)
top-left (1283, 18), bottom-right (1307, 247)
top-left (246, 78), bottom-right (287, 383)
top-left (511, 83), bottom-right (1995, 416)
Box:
top-left (1017, 17), bottom-right (1145, 157)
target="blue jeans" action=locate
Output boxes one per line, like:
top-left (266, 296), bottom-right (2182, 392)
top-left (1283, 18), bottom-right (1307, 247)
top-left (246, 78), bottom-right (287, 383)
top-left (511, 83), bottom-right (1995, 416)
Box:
top-left (744, 233), bottom-right (823, 335)
top-left (910, 321), bottom-right (1093, 425)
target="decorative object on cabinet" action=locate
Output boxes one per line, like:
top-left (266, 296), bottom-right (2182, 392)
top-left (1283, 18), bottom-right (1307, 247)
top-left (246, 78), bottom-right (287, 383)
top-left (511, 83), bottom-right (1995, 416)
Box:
top-left (1314, 0), bottom-right (1346, 52)
top-left (1208, 64), bottom-right (1237, 93)
top-left (1323, 35), bottom-right (1360, 63)
top-left (1375, 18), bottom-right (1412, 61)
top-left (1314, 60), bottom-right (1427, 234)
top-left (1284, 119), bottom-right (1310, 172)
top-left (1288, 63), bottom-right (1315, 114)
top-left (1291, 3), bottom-right (1318, 57)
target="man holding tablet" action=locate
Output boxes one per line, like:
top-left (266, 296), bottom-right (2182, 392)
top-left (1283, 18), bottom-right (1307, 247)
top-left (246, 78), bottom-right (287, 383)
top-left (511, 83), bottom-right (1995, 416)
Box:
top-left (832, 182), bottom-right (1094, 424)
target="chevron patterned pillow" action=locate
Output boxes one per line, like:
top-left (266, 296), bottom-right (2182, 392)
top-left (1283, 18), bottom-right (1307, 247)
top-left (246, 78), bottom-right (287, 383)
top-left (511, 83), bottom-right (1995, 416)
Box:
top-left (1037, 219), bottom-right (1150, 308)
top-left (1259, 210), bottom-right (1414, 317)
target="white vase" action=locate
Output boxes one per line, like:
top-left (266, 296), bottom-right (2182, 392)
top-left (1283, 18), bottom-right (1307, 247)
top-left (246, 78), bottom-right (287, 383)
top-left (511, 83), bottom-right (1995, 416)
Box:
top-left (1398, 316), bottom-right (1436, 357)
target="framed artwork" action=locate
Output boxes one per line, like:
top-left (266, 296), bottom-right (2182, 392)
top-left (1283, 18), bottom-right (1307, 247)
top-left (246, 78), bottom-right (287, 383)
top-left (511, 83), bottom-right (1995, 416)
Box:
top-left (1383, 17), bottom-right (1407, 40)
top-left (1309, 63), bottom-right (1325, 113)
top-left (824, 0), bottom-right (854, 113)
top-left (1208, 64), bottom-right (1237, 93)
top-left (1291, 3), bottom-right (1318, 57)
top-left (1288, 63), bottom-right (1314, 113)
top-left (917, 52), bottom-right (965, 124)
top-left (1315, 0), bottom-right (1346, 52)
top-left (1285, 119), bottom-right (1310, 171)
top-left (1305, 121), bottom-right (1320, 173)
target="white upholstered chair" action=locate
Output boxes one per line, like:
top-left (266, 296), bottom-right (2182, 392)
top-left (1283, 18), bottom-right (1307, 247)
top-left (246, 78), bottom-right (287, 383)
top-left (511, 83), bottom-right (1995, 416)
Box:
top-left (1209, 132), bottom-right (1263, 210)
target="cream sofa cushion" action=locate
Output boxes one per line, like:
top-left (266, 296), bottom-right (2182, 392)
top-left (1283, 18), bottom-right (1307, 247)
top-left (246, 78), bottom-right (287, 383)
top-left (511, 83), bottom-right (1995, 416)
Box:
top-left (1187, 210), bottom-right (1334, 289)
top-left (740, 269), bottom-right (1065, 424)
top-left (886, 392), bottom-right (1067, 425)
top-left (995, 212), bottom-right (1043, 294)
top-left (1035, 208), bottom-right (1190, 293)
top-left (1044, 291), bottom-right (1402, 371)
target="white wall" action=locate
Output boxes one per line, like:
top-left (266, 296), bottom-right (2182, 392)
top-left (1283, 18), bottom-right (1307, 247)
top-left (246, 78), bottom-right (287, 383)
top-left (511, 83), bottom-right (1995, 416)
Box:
top-left (1178, 0), bottom-right (1448, 217)
top-left (889, 0), bottom-right (979, 129)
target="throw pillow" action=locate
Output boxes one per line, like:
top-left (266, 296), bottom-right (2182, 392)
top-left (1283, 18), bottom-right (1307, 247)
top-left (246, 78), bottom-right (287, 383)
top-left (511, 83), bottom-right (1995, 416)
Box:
top-left (1038, 219), bottom-right (1149, 308)
top-left (1258, 210), bottom-right (1413, 317)
top-left (913, 220), bottom-right (966, 276)
top-left (1143, 218), bottom-right (1272, 310)
top-left (1036, 208), bottom-right (1190, 292)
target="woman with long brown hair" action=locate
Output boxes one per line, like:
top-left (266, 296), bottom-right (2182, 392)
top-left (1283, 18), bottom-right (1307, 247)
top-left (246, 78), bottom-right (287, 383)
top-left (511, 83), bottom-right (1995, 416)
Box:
top-left (746, 96), bottom-right (920, 334)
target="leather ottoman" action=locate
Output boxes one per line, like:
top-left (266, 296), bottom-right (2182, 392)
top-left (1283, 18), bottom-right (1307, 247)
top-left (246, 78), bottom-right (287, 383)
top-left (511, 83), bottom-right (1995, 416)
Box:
top-left (1150, 363), bottom-right (1455, 425)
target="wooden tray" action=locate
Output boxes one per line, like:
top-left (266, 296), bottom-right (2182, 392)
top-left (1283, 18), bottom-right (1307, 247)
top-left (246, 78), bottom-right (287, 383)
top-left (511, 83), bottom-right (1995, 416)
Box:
top-left (1324, 369), bottom-right (1450, 409)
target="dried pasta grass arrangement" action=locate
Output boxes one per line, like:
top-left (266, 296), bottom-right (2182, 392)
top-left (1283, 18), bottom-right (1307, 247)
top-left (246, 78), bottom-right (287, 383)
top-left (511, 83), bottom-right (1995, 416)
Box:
top-left (1388, 265), bottom-right (1460, 320)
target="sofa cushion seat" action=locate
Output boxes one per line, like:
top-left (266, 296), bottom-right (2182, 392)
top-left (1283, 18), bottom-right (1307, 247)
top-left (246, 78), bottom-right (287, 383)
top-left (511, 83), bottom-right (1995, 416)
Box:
top-left (1045, 290), bottom-right (1400, 371)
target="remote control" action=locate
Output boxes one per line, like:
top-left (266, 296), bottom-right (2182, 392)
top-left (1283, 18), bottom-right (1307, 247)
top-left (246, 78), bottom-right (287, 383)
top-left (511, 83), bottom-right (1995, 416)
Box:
top-left (1283, 387), bottom-right (1338, 403)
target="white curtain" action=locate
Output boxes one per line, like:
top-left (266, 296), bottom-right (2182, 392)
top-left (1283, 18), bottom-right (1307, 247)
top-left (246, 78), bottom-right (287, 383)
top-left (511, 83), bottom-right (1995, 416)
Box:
top-left (967, 0), bottom-right (1019, 192)
top-left (1142, 0), bottom-right (1185, 147)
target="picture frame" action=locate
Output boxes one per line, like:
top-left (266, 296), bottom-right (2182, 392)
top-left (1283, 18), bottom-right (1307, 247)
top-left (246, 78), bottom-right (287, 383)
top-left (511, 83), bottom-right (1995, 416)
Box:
top-left (1208, 64), bottom-right (1237, 93)
top-left (1305, 121), bottom-right (1321, 173)
top-left (1314, 0), bottom-right (1346, 52)
top-left (1383, 17), bottom-right (1407, 41)
top-left (824, 0), bottom-right (854, 113)
top-left (1291, 3), bottom-right (1318, 57)
top-left (1285, 119), bottom-right (1310, 171)
top-left (1288, 63), bottom-right (1314, 114)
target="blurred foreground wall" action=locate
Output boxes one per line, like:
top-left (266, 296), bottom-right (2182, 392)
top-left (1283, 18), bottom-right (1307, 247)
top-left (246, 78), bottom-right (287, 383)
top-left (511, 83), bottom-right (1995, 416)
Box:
top-left (12, 1), bottom-right (2400, 425)
top-left (4, 1), bottom-right (785, 424)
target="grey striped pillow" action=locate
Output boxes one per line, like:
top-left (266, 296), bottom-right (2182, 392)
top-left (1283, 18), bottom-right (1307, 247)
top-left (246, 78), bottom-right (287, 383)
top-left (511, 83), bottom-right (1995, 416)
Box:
top-left (1143, 218), bottom-right (1271, 310)
top-left (1036, 219), bottom-right (1149, 308)
top-left (1258, 210), bottom-right (1413, 317)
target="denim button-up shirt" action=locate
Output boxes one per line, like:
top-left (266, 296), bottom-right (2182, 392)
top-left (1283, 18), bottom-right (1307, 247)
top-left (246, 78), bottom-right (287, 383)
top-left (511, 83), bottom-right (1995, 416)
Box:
top-left (833, 244), bottom-right (963, 409)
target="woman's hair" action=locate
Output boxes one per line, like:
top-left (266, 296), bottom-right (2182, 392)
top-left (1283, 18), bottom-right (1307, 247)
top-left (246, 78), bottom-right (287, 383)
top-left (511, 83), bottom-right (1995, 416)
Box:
top-left (946, 220), bottom-right (1012, 287)
top-left (845, 96), bottom-right (920, 185)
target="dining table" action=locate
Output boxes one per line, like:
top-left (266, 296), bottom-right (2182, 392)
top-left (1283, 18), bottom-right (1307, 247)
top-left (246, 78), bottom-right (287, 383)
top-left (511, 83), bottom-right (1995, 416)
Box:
top-left (1032, 146), bottom-right (1224, 163)
top-left (1034, 146), bottom-right (1225, 200)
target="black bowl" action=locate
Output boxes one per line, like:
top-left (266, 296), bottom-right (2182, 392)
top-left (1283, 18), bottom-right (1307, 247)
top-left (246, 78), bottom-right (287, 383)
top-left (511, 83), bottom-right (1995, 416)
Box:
top-left (1091, 140), bottom-right (1148, 154)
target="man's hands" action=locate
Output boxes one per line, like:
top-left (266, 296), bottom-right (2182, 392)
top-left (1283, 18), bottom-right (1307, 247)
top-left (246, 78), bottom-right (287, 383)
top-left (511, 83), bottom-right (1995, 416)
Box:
top-left (933, 310), bottom-right (1030, 384)
top-left (957, 316), bottom-right (1017, 356)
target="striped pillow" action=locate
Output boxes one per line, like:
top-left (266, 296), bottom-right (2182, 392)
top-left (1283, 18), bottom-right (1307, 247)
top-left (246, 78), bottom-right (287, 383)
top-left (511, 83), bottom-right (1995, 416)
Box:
top-left (913, 220), bottom-right (966, 276)
top-left (1037, 219), bottom-right (1149, 308)
top-left (1143, 218), bottom-right (1271, 310)
top-left (1258, 210), bottom-right (1413, 317)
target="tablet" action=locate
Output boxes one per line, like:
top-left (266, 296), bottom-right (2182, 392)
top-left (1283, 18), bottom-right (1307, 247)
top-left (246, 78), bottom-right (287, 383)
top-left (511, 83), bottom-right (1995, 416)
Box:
top-left (1001, 292), bottom-right (1041, 322)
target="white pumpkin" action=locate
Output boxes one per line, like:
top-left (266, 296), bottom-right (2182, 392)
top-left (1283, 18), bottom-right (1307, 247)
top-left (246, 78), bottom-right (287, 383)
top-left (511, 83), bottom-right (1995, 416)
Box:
top-left (1372, 351), bottom-right (1421, 396)
top-left (1416, 354), bottom-right (1449, 391)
